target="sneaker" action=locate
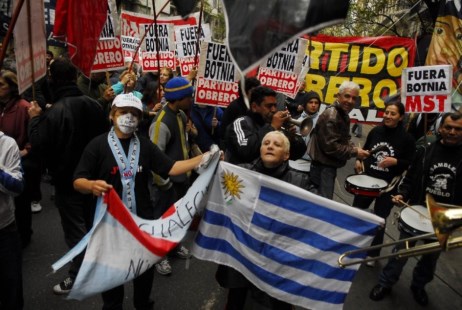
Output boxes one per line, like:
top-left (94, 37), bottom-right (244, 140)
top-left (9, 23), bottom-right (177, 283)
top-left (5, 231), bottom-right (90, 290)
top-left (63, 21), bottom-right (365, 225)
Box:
top-left (31, 202), bottom-right (42, 213)
top-left (53, 277), bottom-right (74, 295)
top-left (174, 245), bottom-right (192, 259)
top-left (369, 284), bottom-right (391, 301)
top-left (155, 258), bottom-right (172, 275)
top-left (411, 286), bottom-right (429, 306)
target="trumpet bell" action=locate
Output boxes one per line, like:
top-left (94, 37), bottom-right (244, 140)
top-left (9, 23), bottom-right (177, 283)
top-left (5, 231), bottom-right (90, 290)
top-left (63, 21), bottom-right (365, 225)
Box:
top-left (338, 194), bottom-right (462, 268)
top-left (427, 194), bottom-right (462, 250)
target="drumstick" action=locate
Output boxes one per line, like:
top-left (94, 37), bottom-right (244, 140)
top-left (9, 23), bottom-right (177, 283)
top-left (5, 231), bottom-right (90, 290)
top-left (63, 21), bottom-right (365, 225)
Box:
top-left (358, 143), bottom-right (365, 173)
top-left (391, 195), bottom-right (431, 220)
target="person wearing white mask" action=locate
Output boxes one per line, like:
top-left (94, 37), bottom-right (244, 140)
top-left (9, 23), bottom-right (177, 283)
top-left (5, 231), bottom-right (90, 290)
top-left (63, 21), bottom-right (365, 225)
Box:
top-left (73, 93), bottom-right (218, 309)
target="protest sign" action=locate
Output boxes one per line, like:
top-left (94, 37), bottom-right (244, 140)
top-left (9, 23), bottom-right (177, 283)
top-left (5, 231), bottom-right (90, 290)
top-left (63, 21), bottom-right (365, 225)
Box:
top-left (99, 0), bottom-right (117, 41)
top-left (196, 41), bottom-right (240, 107)
top-left (139, 22), bottom-right (175, 72)
top-left (121, 10), bottom-right (198, 66)
top-left (258, 38), bottom-right (308, 98)
top-left (401, 65), bottom-right (452, 113)
top-left (92, 0), bottom-right (124, 73)
top-left (175, 24), bottom-right (211, 76)
top-left (92, 36), bottom-right (125, 72)
top-left (13, 0), bottom-right (47, 94)
top-left (306, 35), bottom-right (415, 123)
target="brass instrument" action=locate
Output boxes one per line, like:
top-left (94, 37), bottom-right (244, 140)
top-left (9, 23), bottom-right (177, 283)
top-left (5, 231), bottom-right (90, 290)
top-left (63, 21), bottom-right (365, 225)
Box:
top-left (287, 117), bottom-right (313, 133)
top-left (338, 194), bottom-right (462, 268)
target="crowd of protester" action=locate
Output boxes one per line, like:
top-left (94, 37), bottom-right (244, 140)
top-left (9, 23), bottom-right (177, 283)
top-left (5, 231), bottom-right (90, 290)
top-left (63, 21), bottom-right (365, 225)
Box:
top-left (1, 47), bottom-right (462, 310)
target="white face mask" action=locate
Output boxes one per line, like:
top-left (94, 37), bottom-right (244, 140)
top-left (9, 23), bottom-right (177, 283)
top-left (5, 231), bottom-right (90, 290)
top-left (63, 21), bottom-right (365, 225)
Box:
top-left (116, 113), bottom-right (139, 134)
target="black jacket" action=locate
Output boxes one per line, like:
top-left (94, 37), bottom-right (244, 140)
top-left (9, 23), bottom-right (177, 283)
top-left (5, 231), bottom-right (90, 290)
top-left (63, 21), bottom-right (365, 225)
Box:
top-left (225, 112), bottom-right (274, 165)
top-left (398, 139), bottom-right (462, 205)
top-left (28, 84), bottom-right (108, 192)
top-left (219, 96), bottom-right (248, 150)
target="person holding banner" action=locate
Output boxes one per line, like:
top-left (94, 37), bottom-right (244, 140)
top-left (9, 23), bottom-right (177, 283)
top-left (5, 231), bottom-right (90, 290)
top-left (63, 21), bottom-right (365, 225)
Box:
top-left (216, 130), bottom-right (309, 310)
top-left (353, 101), bottom-right (415, 265)
top-left (370, 112), bottom-right (462, 306)
top-left (308, 81), bottom-right (369, 199)
top-left (73, 93), bottom-right (218, 310)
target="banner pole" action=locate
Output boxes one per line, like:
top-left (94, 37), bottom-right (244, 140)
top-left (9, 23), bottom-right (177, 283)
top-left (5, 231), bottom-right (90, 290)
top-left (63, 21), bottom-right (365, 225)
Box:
top-left (0, 0), bottom-right (26, 69)
top-left (26, 0), bottom-right (36, 100)
top-left (130, 0), bottom-right (170, 74)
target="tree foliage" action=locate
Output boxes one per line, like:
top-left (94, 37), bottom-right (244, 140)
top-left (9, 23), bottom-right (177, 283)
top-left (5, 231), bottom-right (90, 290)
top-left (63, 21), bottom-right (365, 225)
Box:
top-left (321, 0), bottom-right (435, 37)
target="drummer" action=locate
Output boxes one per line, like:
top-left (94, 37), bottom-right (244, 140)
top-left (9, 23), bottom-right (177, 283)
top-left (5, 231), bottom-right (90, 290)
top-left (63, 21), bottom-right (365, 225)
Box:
top-left (353, 101), bottom-right (415, 264)
top-left (369, 112), bottom-right (462, 306)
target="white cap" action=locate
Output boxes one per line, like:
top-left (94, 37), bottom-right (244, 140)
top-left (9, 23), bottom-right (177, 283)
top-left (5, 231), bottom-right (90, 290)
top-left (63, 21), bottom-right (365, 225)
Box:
top-left (112, 93), bottom-right (143, 112)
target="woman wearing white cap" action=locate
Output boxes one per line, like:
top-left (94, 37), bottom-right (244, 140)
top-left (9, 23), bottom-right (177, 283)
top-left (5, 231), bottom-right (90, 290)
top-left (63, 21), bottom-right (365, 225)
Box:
top-left (72, 93), bottom-right (217, 309)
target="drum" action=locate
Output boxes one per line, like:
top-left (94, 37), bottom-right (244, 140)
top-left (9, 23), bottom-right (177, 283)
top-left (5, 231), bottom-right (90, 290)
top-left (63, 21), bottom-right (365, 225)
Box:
top-left (344, 174), bottom-right (388, 197)
top-left (289, 159), bottom-right (311, 173)
top-left (398, 205), bottom-right (435, 238)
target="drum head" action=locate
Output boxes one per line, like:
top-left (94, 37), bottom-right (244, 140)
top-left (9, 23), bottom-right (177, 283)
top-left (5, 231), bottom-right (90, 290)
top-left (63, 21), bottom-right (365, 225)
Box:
top-left (289, 159), bottom-right (311, 173)
top-left (399, 205), bottom-right (434, 235)
top-left (346, 175), bottom-right (388, 189)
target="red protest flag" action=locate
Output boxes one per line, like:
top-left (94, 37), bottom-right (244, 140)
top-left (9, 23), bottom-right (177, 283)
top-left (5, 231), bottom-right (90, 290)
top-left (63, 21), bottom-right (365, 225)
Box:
top-left (53, 0), bottom-right (108, 77)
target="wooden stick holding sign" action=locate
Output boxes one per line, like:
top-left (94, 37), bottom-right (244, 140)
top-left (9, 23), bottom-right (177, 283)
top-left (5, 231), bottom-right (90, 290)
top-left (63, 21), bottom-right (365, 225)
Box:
top-left (0, 0), bottom-right (25, 68)
top-left (128, 0), bottom-right (171, 74)
top-left (26, 0), bottom-right (36, 101)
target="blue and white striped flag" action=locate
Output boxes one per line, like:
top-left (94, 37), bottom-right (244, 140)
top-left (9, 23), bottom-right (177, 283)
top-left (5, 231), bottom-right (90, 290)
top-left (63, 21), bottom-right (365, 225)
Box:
top-left (192, 162), bottom-right (384, 310)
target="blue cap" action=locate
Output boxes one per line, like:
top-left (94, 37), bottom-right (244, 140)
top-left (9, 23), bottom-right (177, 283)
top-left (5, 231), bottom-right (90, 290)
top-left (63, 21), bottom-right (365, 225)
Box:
top-left (164, 77), bottom-right (193, 101)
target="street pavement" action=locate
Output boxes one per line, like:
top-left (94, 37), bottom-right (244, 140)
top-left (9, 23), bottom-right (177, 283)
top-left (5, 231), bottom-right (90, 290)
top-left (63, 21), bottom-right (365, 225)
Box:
top-left (22, 126), bottom-right (462, 309)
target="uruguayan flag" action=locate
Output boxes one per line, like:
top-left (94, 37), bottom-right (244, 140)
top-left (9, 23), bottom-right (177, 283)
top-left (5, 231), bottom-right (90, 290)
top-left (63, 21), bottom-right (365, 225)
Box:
top-left (192, 162), bottom-right (384, 310)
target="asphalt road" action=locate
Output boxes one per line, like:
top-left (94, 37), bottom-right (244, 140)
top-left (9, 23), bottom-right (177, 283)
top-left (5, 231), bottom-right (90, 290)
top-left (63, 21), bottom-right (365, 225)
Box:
top-left (21, 126), bottom-right (462, 309)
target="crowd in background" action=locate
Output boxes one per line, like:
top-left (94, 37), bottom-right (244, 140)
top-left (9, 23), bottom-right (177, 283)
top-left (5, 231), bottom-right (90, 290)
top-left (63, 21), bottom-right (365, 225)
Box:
top-left (1, 47), bottom-right (462, 310)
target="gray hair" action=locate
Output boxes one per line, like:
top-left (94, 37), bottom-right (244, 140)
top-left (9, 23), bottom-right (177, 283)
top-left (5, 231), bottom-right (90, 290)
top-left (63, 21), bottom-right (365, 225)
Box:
top-left (338, 81), bottom-right (360, 94)
top-left (262, 131), bottom-right (290, 153)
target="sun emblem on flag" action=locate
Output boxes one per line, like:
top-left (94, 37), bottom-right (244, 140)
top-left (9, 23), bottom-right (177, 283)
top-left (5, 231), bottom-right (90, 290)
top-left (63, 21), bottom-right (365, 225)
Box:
top-left (221, 170), bottom-right (244, 202)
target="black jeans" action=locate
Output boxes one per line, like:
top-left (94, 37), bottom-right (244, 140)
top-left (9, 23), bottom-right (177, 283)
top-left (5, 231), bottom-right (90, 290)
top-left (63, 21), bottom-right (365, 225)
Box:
top-left (55, 188), bottom-right (95, 279)
top-left (352, 190), bottom-right (395, 257)
top-left (379, 230), bottom-right (440, 289)
top-left (14, 161), bottom-right (42, 247)
top-left (0, 222), bottom-right (23, 310)
top-left (309, 161), bottom-right (337, 199)
top-left (101, 266), bottom-right (155, 310)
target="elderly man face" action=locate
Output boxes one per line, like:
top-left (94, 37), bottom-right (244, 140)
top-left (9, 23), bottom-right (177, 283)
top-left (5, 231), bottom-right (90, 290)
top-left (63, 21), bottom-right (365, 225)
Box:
top-left (337, 87), bottom-right (359, 114)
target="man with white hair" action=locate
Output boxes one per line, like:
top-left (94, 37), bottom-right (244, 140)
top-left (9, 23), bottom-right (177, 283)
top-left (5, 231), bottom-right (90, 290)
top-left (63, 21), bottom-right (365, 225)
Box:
top-left (308, 81), bottom-right (369, 199)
